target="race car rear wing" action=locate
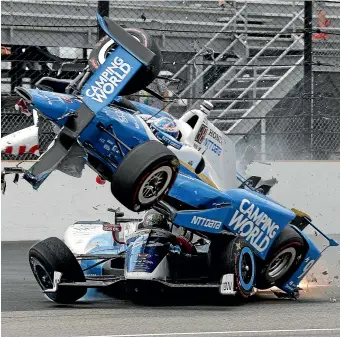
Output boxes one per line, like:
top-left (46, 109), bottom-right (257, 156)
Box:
top-left (96, 14), bottom-right (155, 66)
top-left (81, 13), bottom-right (156, 114)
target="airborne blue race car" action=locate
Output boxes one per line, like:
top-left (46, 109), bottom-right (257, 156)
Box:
top-left (2, 13), bottom-right (338, 304)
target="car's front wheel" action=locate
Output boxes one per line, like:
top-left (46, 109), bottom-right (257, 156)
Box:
top-left (210, 236), bottom-right (256, 298)
top-left (29, 237), bottom-right (86, 303)
top-left (111, 141), bottom-right (179, 212)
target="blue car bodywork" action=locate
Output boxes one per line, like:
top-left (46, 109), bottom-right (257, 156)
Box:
top-left (6, 13), bottom-right (338, 297)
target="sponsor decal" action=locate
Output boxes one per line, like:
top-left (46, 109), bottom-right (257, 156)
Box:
top-left (195, 124), bottom-right (208, 144)
top-left (42, 94), bottom-right (53, 105)
top-left (62, 95), bottom-right (72, 103)
top-left (55, 96), bottom-right (64, 104)
top-left (157, 133), bottom-right (182, 150)
top-left (102, 223), bottom-right (121, 232)
top-left (284, 282), bottom-right (296, 292)
top-left (138, 253), bottom-right (150, 258)
top-left (204, 138), bottom-right (221, 156)
top-left (85, 56), bottom-right (131, 103)
top-left (208, 129), bottom-right (222, 144)
top-left (5, 145), bottom-right (39, 156)
top-left (111, 145), bottom-right (119, 153)
top-left (138, 259), bottom-right (153, 265)
top-left (131, 115), bottom-right (140, 129)
top-left (227, 199), bottom-right (280, 253)
top-left (112, 107), bottom-right (128, 123)
top-left (99, 138), bottom-right (120, 155)
top-left (220, 274), bottom-right (235, 295)
top-left (297, 257), bottom-right (316, 279)
top-left (191, 216), bottom-right (222, 230)
top-left (139, 114), bottom-right (161, 124)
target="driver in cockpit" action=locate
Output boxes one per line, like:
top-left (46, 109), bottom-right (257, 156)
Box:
top-left (139, 115), bottom-right (184, 150)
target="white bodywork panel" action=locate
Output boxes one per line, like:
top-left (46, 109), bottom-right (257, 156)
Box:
top-left (177, 108), bottom-right (237, 190)
top-left (1, 110), bottom-right (40, 156)
top-left (64, 223), bottom-right (113, 255)
top-left (64, 221), bottom-right (139, 255)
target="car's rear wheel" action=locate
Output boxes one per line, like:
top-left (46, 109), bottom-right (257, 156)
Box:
top-left (255, 226), bottom-right (306, 289)
top-left (89, 28), bottom-right (162, 96)
top-left (111, 141), bottom-right (179, 212)
top-left (29, 237), bottom-right (86, 303)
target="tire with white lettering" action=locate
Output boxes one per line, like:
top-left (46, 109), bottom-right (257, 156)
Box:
top-left (89, 29), bottom-right (162, 96)
top-left (213, 237), bottom-right (256, 298)
top-left (255, 226), bottom-right (306, 289)
top-left (111, 141), bottom-right (179, 212)
top-left (28, 237), bottom-right (86, 303)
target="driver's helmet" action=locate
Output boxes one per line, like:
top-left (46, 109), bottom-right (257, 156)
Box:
top-left (138, 209), bottom-right (169, 231)
top-left (151, 117), bottom-right (180, 140)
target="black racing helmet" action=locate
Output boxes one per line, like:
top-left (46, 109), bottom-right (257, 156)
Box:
top-left (138, 209), bottom-right (169, 231)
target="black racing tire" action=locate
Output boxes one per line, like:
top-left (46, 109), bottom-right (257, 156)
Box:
top-left (255, 226), bottom-right (306, 290)
top-left (89, 28), bottom-right (162, 96)
top-left (211, 237), bottom-right (256, 298)
top-left (28, 237), bottom-right (86, 304)
top-left (111, 141), bottom-right (179, 212)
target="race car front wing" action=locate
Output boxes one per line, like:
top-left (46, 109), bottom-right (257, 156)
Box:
top-left (44, 271), bottom-right (240, 296)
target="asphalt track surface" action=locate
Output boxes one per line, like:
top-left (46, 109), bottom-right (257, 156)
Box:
top-left (2, 239), bottom-right (340, 337)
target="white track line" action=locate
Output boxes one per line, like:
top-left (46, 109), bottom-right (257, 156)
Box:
top-left (80, 327), bottom-right (340, 337)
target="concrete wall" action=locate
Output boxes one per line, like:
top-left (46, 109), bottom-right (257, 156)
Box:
top-left (1, 160), bottom-right (340, 241)
top-left (1, 161), bottom-right (142, 241)
top-left (246, 161), bottom-right (340, 235)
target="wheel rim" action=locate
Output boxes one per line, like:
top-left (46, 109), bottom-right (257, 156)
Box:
top-left (137, 166), bottom-right (173, 205)
top-left (98, 39), bottom-right (116, 64)
top-left (238, 247), bottom-right (255, 292)
top-left (30, 257), bottom-right (53, 290)
top-left (98, 35), bottom-right (141, 65)
top-left (241, 253), bottom-right (253, 285)
top-left (238, 246), bottom-right (255, 292)
top-left (267, 247), bottom-right (296, 280)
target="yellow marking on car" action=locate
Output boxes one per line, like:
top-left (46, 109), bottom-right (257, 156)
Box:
top-left (291, 208), bottom-right (312, 220)
top-left (179, 160), bottom-right (220, 190)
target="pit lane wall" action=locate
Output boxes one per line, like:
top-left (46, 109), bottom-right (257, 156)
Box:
top-left (1, 160), bottom-right (340, 241)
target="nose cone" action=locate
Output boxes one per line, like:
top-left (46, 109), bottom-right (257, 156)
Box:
top-left (16, 88), bottom-right (81, 125)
